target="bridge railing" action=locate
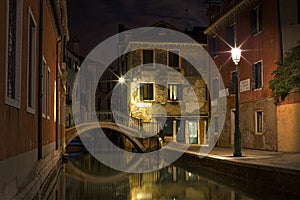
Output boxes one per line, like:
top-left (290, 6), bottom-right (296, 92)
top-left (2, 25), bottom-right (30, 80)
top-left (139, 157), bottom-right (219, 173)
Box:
top-left (67, 110), bottom-right (161, 136)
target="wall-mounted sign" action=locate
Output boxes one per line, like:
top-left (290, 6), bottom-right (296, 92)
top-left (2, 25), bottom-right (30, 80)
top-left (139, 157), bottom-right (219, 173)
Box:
top-left (219, 88), bottom-right (229, 97)
top-left (137, 102), bottom-right (152, 108)
top-left (240, 79), bottom-right (250, 92)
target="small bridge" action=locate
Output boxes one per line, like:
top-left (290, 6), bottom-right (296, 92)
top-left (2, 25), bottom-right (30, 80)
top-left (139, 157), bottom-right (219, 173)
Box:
top-left (65, 111), bottom-right (161, 153)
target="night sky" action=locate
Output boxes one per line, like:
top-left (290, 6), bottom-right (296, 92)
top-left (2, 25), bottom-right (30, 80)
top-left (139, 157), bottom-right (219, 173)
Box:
top-left (67, 0), bottom-right (215, 56)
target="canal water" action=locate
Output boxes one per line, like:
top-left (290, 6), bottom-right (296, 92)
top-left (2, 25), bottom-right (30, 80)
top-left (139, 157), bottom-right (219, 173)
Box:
top-left (42, 152), bottom-right (259, 200)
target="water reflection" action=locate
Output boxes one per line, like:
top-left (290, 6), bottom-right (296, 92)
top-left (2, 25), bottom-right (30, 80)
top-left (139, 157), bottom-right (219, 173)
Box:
top-left (61, 153), bottom-right (252, 200)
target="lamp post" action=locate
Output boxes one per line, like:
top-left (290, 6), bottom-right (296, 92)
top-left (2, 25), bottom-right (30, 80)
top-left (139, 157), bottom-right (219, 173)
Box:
top-left (231, 47), bottom-right (242, 157)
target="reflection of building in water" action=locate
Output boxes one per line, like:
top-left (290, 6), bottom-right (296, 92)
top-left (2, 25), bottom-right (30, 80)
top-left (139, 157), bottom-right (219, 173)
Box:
top-left (129, 165), bottom-right (240, 200)
top-left (119, 21), bottom-right (210, 146)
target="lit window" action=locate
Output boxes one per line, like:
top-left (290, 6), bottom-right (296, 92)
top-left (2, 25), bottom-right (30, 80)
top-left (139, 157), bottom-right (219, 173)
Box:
top-left (252, 61), bottom-right (262, 89)
top-left (143, 50), bottom-right (153, 64)
top-left (42, 58), bottom-right (47, 117)
top-left (168, 84), bottom-right (183, 101)
top-left (168, 50), bottom-right (179, 68)
top-left (27, 10), bottom-right (37, 112)
top-left (250, 5), bottom-right (262, 35)
top-left (47, 68), bottom-right (50, 119)
top-left (5, 0), bottom-right (22, 108)
top-left (255, 111), bottom-right (263, 134)
top-left (140, 83), bottom-right (154, 100)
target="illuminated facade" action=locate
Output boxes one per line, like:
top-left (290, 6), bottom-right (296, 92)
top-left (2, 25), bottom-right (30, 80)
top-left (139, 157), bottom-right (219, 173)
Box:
top-left (119, 21), bottom-right (209, 145)
top-left (205, 0), bottom-right (300, 151)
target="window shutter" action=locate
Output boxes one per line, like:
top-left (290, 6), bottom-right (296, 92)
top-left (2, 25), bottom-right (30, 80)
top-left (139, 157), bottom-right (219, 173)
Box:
top-left (178, 84), bottom-right (183, 100)
top-left (250, 10), bottom-right (256, 35)
top-left (252, 64), bottom-right (256, 89)
top-left (149, 84), bottom-right (153, 100)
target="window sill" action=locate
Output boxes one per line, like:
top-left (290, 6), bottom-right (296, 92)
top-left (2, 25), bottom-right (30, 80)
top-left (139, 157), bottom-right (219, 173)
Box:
top-left (5, 97), bottom-right (21, 109)
top-left (26, 107), bottom-right (35, 115)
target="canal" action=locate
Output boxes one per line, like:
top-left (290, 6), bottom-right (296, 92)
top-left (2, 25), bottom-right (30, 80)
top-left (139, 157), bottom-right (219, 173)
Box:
top-left (39, 152), bottom-right (261, 200)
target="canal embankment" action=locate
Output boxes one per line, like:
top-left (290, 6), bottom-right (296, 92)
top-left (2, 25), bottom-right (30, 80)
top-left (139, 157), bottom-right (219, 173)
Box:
top-left (168, 146), bottom-right (300, 198)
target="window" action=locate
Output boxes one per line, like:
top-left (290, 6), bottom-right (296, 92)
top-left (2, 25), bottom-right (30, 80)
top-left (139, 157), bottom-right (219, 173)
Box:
top-left (250, 6), bottom-right (262, 35)
top-left (168, 50), bottom-right (179, 68)
top-left (143, 49), bottom-right (153, 64)
top-left (42, 58), bottom-right (47, 117)
top-left (209, 37), bottom-right (218, 57)
top-left (213, 78), bottom-right (219, 99)
top-left (47, 67), bottom-right (50, 119)
top-left (140, 83), bottom-right (154, 100)
top-left (168, 84), bottom-right (183, 101)
top-left (255, 111), bottom-right (263, 134)
top-left (27, 9), bottom-right (36, 112)
top-left (214, 116), bottom-right (219, 133)
top-left (298, 0), bottom-right (300, 24)
top-left (5, 0), bottom-right (22, 108)
top-left (252, 61), bottom-right (262, 89)
top-left (226, 25), bottom-right (235, 48)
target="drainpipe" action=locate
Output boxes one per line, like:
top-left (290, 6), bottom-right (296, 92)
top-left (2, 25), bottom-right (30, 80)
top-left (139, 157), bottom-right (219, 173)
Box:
top-left (277, 0), bottom-right (283, 59)
top-left (56, 37), bottom-right (61, 150)
top-left (38, 0), bottom-right (44, 160)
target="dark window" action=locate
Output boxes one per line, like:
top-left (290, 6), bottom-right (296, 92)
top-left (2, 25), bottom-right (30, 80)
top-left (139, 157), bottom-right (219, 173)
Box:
top-left (250, 6), bottom-right (262, 35)
top-left (256, 111), bottom-right (263, 133)
top-left (298, 0), bottom-right (300, 24)
top-left (214, 116), bottom-right (219, 132)
top-left (28, 16), bottom-right (36, 109)
top-left (213, 78), bottom-right (219, 99)
top-left (209, 37), bottom-right (219, 57)
top-left (226, 25), bottom-right (235, 47)
top-left (7, 0), bottom-right (17, 99)
top-left (168, 51), bottom-right (179, 68)
top-left (168, 84), bottom-right (183, 101)
top-left (140, 83), bottom-right (154, 100)
top-left (252, 61), bottom-right (262, 89)
top-left (143, 50), bottom-right (153, 64)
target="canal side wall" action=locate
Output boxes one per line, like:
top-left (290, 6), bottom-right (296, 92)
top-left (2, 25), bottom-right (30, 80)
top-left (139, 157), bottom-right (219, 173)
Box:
top-left (0, 142), bottom-right (62, 199)
top-left (170, 150), bottom-right (300, 197)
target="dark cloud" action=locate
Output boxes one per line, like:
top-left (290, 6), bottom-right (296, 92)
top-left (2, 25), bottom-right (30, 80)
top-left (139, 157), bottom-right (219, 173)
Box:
top-left (68, 0), bottom-right (209, 56)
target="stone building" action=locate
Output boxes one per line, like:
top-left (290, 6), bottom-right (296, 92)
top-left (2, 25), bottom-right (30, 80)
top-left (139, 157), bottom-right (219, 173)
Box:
top-left (118, 21), bottom-right (209, 145)
top-left (205, 0), bottom-right (300, 152)
top-left (0, 0), bottom-right (69, 198)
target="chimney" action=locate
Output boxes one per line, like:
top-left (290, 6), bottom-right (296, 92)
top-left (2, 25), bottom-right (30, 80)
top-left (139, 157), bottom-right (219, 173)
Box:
top-left (72, 37), bottom-right (80, 56)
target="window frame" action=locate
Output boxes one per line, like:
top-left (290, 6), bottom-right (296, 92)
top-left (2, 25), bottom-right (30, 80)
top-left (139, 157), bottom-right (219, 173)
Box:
top-left (46, 67), bottom-right (51, 119)
top-left (5, 0), bottom-right (23, 108)
top-left (252, 60), bottom-right (263, 90)
top-left (26, 7), bottom-right (37, 114)
top-left (42, 57), bottom-right (47, 118)
top-left (167, 50), bottom-right (180, 69)
top-left (142, 49), bottom-right (154, 66)
top-left (168, 83), bottom-right (183, 101)
top-left (250, 5), bottom-right (262, 36)
top-left (140, 82), bottom-right (154, 101)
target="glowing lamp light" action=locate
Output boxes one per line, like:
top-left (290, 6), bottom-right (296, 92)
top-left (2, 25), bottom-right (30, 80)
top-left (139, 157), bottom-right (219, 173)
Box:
top-left (119, 77), bottom-right (125, 84)
top-left (231, 47), bottom-right (241, 65)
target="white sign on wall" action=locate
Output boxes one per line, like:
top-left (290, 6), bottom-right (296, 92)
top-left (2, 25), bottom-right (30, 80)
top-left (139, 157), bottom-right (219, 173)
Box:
top-left (240, 79), bottom-right (250, 92)
top-left (219, 88), bottom-right (229, 97)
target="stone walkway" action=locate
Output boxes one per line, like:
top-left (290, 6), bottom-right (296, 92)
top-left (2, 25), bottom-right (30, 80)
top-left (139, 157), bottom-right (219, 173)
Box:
top-left (186, 146), bottom-right (300, 171)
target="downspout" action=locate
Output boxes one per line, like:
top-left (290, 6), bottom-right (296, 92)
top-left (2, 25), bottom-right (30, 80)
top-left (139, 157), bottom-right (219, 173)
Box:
top-left (38, 0), bottom-right (44, 160)
top-left (277, 0), bottom-right (283, 59)
top-left (56, 37), bottom-right (61, 150)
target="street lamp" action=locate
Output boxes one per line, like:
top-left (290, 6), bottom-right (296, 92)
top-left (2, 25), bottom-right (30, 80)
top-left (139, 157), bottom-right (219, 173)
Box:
top-left (231, 47), bottom-right (242, 157)
top-left (118, 77), bottom-right (125, 84)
